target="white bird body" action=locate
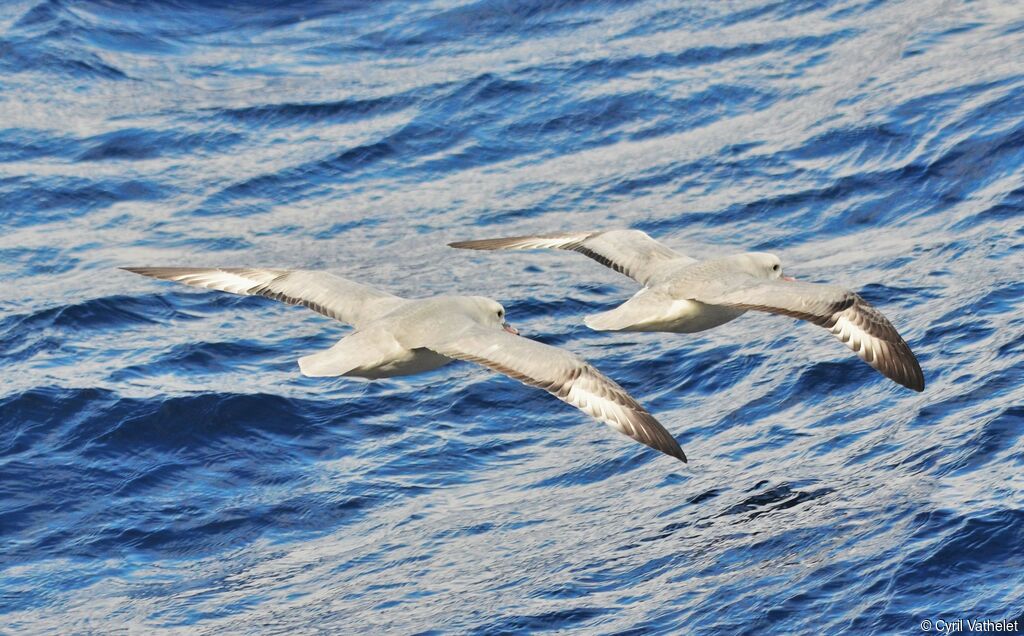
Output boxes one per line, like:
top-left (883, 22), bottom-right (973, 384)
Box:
top-left (298, 295), bottom-right (506, 379)
top-left (585, 288), bottom-right (746, 333)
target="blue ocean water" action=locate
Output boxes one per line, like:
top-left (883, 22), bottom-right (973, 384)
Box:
top-left (2, 0), bottom-right (1023, 632)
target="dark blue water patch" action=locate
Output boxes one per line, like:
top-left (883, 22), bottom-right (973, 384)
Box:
top-left (117, 288), bottom-right (283, 323)
top-left (474, 191), bottom-right (570, 227)
top-left (68, 0), bottom-right (370, 39)
top-left (633, 85), bottom-right (787, 142)
top-left (368, 433), bottom-right (528, 489)
top-left (80, 24), bottom-right (182, 55)
top-left (197, 125), bottom-right (431, 212)
top-left (662, 345), bottom-right (769, 398)
top-left (1000, 18), bottom-right (1024, 36)
top-left (110, 339), bottom-right (284, 379)
top-left (75, 127), bottom-right (244, 162)
top-left (0, 245), bottom-right (78, 278)
top-left (716, 356), bottom-right (882, 433)
top-left (551, 29), bottom-right (856, 85)
top-left (944, 406), bottom-right (1024, 475)
top-left (997, 325), bottom-right (1024, 358)
top-left (725, 424), bottom-right (816, 462)
top-left (442, 369), bottom-right (607, 446)
top-left (138, 232), bottom-right (255, 253)
top-left (311, 217), bottom-right (383, 240)
top-left (0, 294), bottom-right (181, 343)
top-left (962, 281), bottom-right (1021, 319)
top-left (470, 73), bottom-right (539, 102)
top-left (200, 69), bottom-right (561, 213)
top-left (877, 509), bottom-right (1024, 624)
top-left (0, 176), bottom-right (168, 227)
top-left (502, 84), bottom-right (784, 161)
top-left (688, 156), bottom-right (976, 236)
top-left (0, 386), bottom-right (102, 457)
top-left (720, 0), bottom-right (836, 26)
top-left (530, 450), bottom-right (666, 490)
top-left (851, 282), bottom-right (920, 309)
top-left (406, 75), bottom-right (549, 169)
top-left (950, 184), bottom-right (1024, 231)
top-left (472, 606), bottom-right (612, 634)
top-left (0, 389), bottom-right (312, 460)
top-left (611, 4), bottom-right (709, 41)
top-left (89, 391), bottom-right (294, 452)
top-left (901, 21), bottom-right (986, 59)
top-left (921, 320), bottom-right (994, 355)
top-left (914, 373), bottom-right (1018, 435)
top-left (214, 93), bottom-right (417, 129)
top-left (686, 526), bottom-right (843, 628)
top-left (506, 91), bottom-right (652, 137)
top-left (718, 482), bottom-right (833, 521)
top-left (597, 149), bottom-right (793, 209)
top-left (495, 295), bottom-right (597, 325)
top-left (881, 77), bottom-right (1022, 143)
top-left (783, 123), bottom-right (910, 163)
top-left (0, 387), bottom-right (418, 567)
top-left (10, 0), bottom-right (180, 55)
top-left (0, 294), bottom-right (194, 366)
top-left (358, 0), bottom-right (615, 50)
top-left (9, 0), bottom-right (68, 30)
top-left (0, 35), bottom-right (128, 79)
top-left (0, 127), bottom-right (80, 162)
top-left (921, 123), bottom-right (1024, 197)
top-left (826, 0), bottom-right (888, 20)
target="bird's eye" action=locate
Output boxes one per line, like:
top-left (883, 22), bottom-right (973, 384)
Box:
top-left (772, 264), bottom-right (780, 272)
top-left (497, 310), bottom-right (504, 318)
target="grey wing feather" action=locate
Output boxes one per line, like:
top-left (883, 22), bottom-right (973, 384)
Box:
top-left (425, 326), bottom-right (686, 462)
top-left (449, 229), bottom-right (692, 285)
top-left (122, 267), bottom-right (403, 328)
top-left (697, 280), bottom-right (924, 391)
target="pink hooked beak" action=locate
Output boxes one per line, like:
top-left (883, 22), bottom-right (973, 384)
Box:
top-left (503, 322), bottom-right (519, 335)
top-left (782, 275), bottom-right (797, 282)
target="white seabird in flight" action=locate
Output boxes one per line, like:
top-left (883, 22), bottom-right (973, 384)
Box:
top-left (450, 230), bottom-right (925, 392)
top-left (123, 266), bottom-right (687, 462)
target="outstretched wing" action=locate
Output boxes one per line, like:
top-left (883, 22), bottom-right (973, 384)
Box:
top-left (696, 280), bottom-right (924, 391)
top-left (450, 229), bottom-right (692, 285)
top-left (425, 324), bottom-right (687, 462)
top-left (122, 267), bottom-right (404, 328)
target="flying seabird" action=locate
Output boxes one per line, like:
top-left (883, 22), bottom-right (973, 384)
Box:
top-left (122, 266), bottom-right (687, 461)
top-left (449, 230), bottom-right (925, 392)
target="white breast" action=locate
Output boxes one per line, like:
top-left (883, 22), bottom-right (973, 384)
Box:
top-left (652, 299), bottom-right (746, 333)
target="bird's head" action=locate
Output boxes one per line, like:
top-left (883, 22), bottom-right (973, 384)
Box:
top-left (740, 252), bottom-right (795, 282)
top-left (465, 296), bottom-right (519, 335)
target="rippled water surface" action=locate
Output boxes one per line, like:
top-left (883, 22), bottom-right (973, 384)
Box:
top-left (2, 0), bottom-right (1023, 633)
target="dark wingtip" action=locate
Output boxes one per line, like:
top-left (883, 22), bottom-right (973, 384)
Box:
top-left (914, 362), bottom-right (926, 392)
top-left (893, 371), bottom-right (924, 392)
top-left (448, 239), bottom-right (493, 250)
top-left (121, 267), bottom-right (161, 278)
top-left (904, 353), bottom-right (925, 392)
top-left (661, 438), bottom-right (687, 463)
